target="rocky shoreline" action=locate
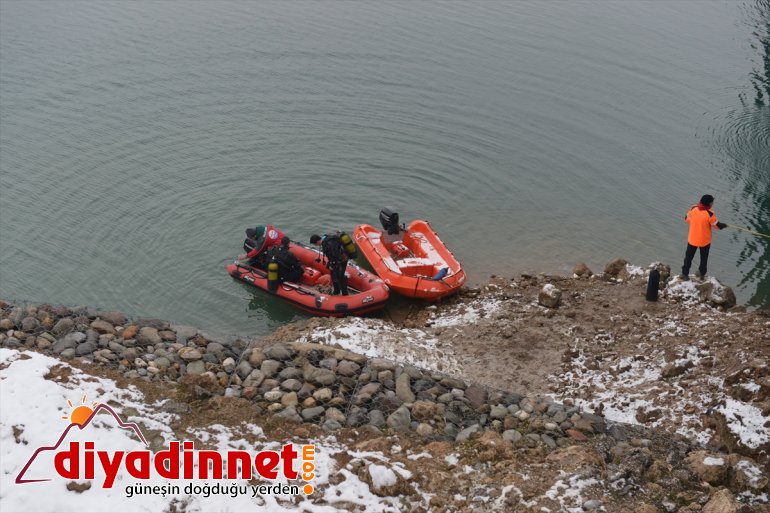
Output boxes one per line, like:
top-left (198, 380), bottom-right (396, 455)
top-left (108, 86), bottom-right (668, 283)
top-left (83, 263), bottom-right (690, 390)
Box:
top-left (1, 259), bottom-right (769, 512)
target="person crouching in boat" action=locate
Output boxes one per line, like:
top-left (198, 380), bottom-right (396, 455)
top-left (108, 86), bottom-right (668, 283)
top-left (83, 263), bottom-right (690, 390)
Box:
top-left (266, 236), bottom-right (304, 283)
top-left (310, 232), bottom-right (352, 296)
top-left (239, 225), bottom-right (285, 268)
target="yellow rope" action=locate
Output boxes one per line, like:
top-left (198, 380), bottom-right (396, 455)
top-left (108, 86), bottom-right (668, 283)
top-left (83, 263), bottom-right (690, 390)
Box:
top-left (726, 224), bottom-right (770, 239)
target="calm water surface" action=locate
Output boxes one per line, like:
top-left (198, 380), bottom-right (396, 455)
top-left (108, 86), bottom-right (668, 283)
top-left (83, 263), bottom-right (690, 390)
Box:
top-left (1, 1), bottom-right (768, 335)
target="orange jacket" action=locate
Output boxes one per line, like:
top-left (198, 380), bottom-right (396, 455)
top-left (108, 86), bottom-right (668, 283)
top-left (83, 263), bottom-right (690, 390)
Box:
top-left (685, 205), bottom-right (718, 247)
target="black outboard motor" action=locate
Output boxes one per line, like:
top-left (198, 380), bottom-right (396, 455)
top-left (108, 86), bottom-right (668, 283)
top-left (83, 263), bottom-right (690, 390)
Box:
top-left (379, 207), bottom-right (401, 235)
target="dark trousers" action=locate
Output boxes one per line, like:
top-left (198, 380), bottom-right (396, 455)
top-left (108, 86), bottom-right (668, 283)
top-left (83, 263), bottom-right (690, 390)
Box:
top-left (330, 262), bottom-right (348, 296)
top-left (682, 243), bottom-right (710, 277)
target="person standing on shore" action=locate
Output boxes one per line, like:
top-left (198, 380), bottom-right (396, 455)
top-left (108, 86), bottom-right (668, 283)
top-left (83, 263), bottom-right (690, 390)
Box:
top-left (681, 194), bottom-right (727, 280)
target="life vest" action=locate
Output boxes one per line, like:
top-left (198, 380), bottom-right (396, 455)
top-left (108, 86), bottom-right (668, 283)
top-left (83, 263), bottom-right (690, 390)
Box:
top-left (685, 206), bottom-right (718, 247)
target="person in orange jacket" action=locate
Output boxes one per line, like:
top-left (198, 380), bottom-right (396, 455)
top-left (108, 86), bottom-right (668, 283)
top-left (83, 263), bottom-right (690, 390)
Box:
top-left (681, 194), bottom-right (727, 280)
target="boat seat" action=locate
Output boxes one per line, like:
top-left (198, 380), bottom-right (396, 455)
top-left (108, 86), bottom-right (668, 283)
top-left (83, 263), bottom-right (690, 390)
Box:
top-left (397, 257), bottom-right (436, 277)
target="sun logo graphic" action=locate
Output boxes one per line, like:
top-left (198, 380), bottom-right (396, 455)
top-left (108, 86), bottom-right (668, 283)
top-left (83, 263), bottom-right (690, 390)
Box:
top-left (61, 394), bottom-right (99, 426)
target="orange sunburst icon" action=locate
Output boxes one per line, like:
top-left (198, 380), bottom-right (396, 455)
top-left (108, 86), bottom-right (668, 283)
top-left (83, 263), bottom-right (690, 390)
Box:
top-left (62, 394), bottom-right (98, 426)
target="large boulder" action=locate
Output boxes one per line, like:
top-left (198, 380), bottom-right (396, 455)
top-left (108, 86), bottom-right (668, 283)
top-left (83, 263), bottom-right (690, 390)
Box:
top-left (696, 279), bottom-right (737, 309)
top-left (603, 259), bottom-right (628, 278)
top-left (538, 284), bottom-right (562, 308)
top-left (572, 263), bottom-right (593, 278)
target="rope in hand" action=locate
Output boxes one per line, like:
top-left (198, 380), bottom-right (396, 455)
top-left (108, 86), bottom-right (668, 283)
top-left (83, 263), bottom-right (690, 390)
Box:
top-left (725, 224), bottom-right (770, 239)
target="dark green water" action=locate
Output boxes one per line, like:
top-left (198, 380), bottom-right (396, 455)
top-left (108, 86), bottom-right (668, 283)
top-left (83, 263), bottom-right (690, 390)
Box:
top-left (1, 1), bottom-right (768, 336)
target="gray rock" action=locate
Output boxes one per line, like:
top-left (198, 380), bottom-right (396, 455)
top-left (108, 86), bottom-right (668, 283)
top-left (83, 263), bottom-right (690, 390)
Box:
top-left (440, 377), bottom-right (466, 389)
top-left (76, 342), bottom-right (97, 355)
top-left (161, 400), bottom-right (191, 414)
top-left (186, 360), bottom-right (206, 375)
top-left (464, 385), bottom-right (488, 410)
top-left (90, 319), bottom-right (116, 335)
top-left (396, 373), bottom-right (415, 403)
top-left (260, 359), bottom-right (281, 378)
top-left (370, 358), bottom-right (395, 372)
top-left (503, 430), bottom-right (522, 443)
top-left (248, 348), bottom-right (265, 367)
top-left (346, 408), bottom-right (368, 427)
top-left (325, 407), bottom-right (347, 424)
top-left (308, 367), bottom-right (336, 386)
top-left (243, 369), bottom-right (265, 388)
top-left (456, 424), bottom-right (481, 442)
top-left (281, 379), bottom-right (302, 392)
top-left (280, 392), bottom-right (298, 407)
top-left (99, 311), bottom-right (127, 326)
top-left (52, 318), bottom-right (75, 336)
top-left (313, 388), bottom-right (333, 402)
top-left (336, 360), bottom-right (360, 377)
top-left (206, 342), bottom-right (225, 355)
top-left (319, 357), bottom-right (337, 371)
top-left (174, 325), bottom-right (197, 342)
top-left (490, 405), bottom-right (508, 419)
top-left (538, 284), bottom-right (562, 308)
top-left (278, 366), bottom-right (303, 380)
top-left (604, 258), bottom-right (628, 277)
top-left (322, 419), bottom-right (342, 431)
top-left (582, 499), bottom-right (603, 510)
top-left (236, 360), bottom-right (254, 379)
top-left (386, 405), bottom-right (411, 432)
top-left (264, 344), bottom-right (292, 361)
top-left (137, 327), bottom-right (162, 346)
top-left (222, 357), bottom-right (236, 374)
top-left (275, 406), bottom-right (302, 423)
top-left (297, 383), bottom-right (315, 399)
top-left (21, 317), bottom-right (39, 332)
top-left (201, 352), bottom-right (217, 365)
top-left (573, 263), bottom-right (593, 277)
top-left (541, 434), bottom-right (557, 449)
top-left (154, 357), bottom-right (171, 369)
top-left (359, 382), bottom-right (381, 397)
top-left (52, 336), bottom-right (77, 354)
top-left (301, 406), bottom-right (325, 420)
top-left (137, 318), bottom-right (169, 330)
top-left (264, 390), bottom-right (284, 401)
top-left (108, 341), bottom-right (126, 353)
top-left (178, 347), bottom-right (202, 361)
top-left (60, 348), bottom-right (76, 359)
top-left (368, 410), bottom-right (386, 428)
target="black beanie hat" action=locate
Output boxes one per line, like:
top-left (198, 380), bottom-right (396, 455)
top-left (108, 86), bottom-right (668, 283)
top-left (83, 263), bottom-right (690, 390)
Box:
top-left (245, 228), bottom-right (257, 238)
top-left (700, 194), bottom-right (714, 206)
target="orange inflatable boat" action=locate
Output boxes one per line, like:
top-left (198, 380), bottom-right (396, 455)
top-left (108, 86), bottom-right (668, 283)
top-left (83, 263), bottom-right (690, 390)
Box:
top-left (353, 208), bottom-right (466, 300)
top-left (227, 242), bottom-right (389, 317)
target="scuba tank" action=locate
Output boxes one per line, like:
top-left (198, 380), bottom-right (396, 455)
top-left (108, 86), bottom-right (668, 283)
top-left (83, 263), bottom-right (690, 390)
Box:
top-left (267, 260), bottom-right (280, 292)
top-left (339, 232), bottom-right (357, 258)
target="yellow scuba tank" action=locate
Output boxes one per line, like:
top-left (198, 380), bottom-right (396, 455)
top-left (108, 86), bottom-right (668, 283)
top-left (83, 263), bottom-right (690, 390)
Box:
top-left (267, 260), bottom-right (280, 292)
top-left (340, 232), bottom-right (357, 258)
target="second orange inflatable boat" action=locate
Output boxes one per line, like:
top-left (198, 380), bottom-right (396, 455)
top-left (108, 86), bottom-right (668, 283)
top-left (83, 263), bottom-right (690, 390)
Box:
top-left (353, 208), bottom-right (466, 301)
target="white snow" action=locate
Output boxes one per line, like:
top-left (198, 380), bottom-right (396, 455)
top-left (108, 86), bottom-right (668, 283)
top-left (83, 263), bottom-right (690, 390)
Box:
top-left (716, 398), bottom-right (770, 449)
top-left (367, 464), bottom-right (397, 490)
top-left (444, 454), bottom-right (459, 467)
top-left (703, 457), bottom-right (724, 466)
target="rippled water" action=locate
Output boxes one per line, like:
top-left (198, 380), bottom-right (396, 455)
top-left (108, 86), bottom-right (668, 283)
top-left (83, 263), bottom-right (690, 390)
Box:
top-left (1, 1), bottom-right (768, 335)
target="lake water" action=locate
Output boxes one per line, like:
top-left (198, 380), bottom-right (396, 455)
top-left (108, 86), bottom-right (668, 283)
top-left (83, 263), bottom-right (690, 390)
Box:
top-left (1, 1), bottom-right (768, 336)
